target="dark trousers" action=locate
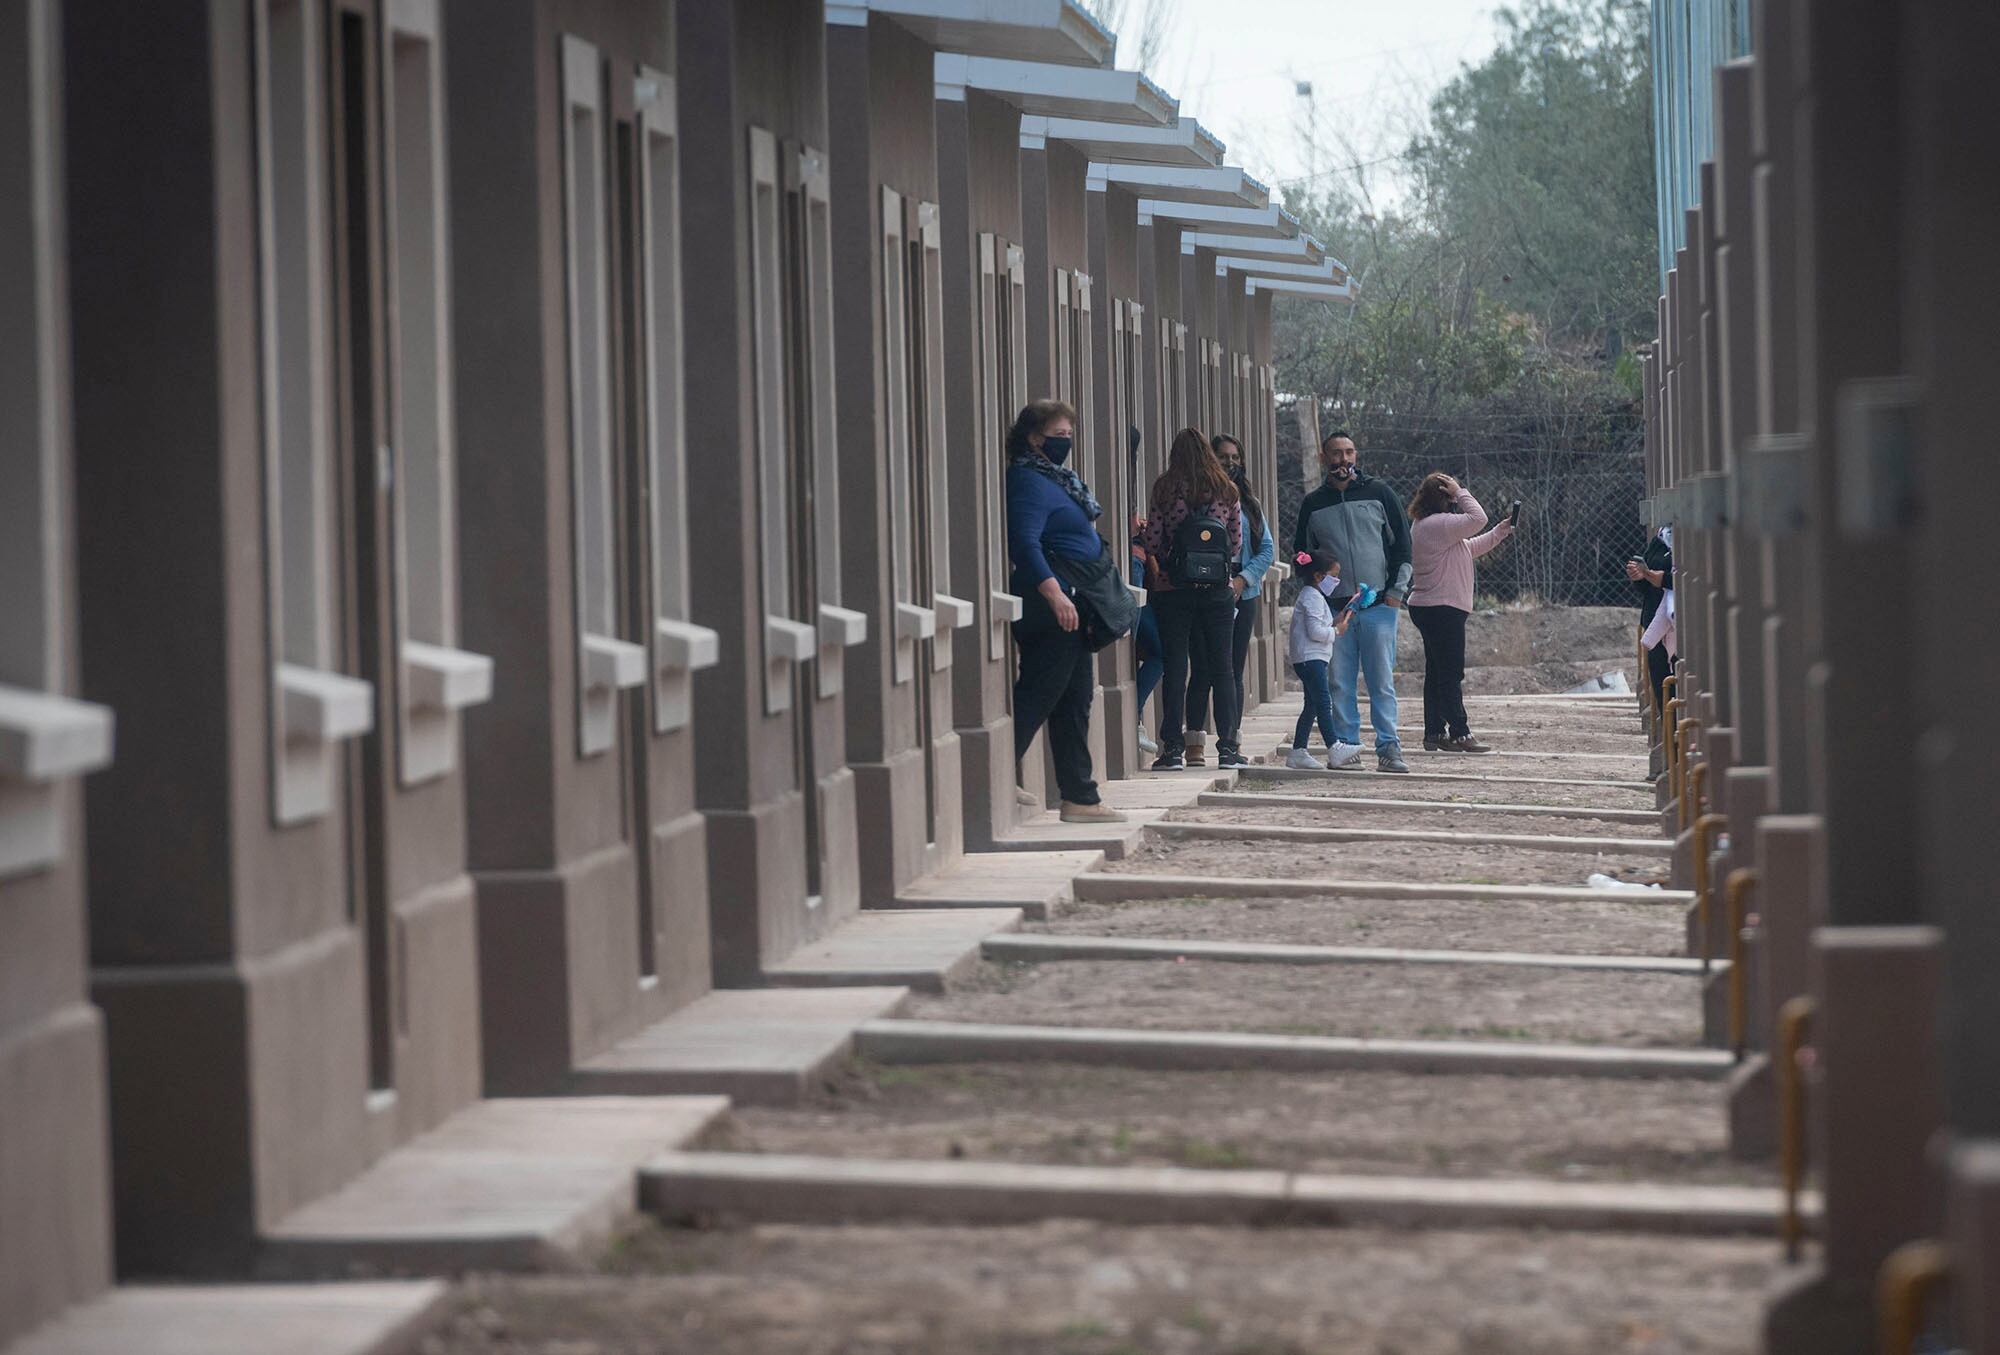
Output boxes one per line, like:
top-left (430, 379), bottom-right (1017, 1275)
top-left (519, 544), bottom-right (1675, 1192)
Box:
top-left (1189, 593), bottom-right (1257, 743)
top-left (1013, 625), bottom-right (1100, 804)
top-left (1408, 603), bottom-right (1471, 741)
top-left (1154, 585), bottom-right (1239, 752)
top-left (1646, 639), bottom-right (1672, 716)
top-left (1134, 604), bottom-right (1163, 714)
top-left (1293, 659), bottom-right (1336, 749)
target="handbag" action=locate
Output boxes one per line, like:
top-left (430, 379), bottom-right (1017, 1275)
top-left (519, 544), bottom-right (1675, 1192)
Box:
top-left (1049, 543), bottom-right (1137, 652)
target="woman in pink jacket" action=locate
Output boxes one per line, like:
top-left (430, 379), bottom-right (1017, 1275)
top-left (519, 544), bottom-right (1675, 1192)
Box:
top-left (1405, 473), bottom-right (1517, 752)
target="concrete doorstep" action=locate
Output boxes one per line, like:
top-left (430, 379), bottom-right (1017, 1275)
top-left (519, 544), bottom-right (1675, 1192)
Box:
top-left (1072, 872), bottom-right (1692, 907)
top-left (261, 1096), bottom-right (729, 1276)
top-left (762, 908), bottom-right (1024, 992)
top-left (981, 931), bottom-right (1711, 976)
top-left (7, 1283), bottom-right (451, 1355)
top-left (852, 1018), bottom-right (1732, 1080)
top-left (1238, 764), bottom-right (1653, 792)
top-left (884, 849), bottom-right (1103, 919)
top-left (1272, 741), bottom-right (1649, 765)
top-left (990, 812), bottom-right (1158, 859)
top-left (1145, 819), bottom-right (1674, 857)
top-left (569, 986), bottom-right (911, 1106)
top-left (1196, 789), bottom-right (1661, 824)
top-left (639, 1150), bottom-right (1796, 1237)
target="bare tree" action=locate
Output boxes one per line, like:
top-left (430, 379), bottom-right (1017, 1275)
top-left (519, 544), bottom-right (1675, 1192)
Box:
top-left (1083, 0), bottom-right (1182, 73)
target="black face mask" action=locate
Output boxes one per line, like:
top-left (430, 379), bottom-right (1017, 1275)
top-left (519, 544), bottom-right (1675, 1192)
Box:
top-left (1227, 464), bottom-right (1248, 485)
top-left (1041, 435), bottom-right (1073, 466)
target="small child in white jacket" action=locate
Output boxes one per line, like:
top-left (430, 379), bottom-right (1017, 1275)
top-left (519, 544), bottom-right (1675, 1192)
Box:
top-left (1287, 550), bottom-right (1363, 769)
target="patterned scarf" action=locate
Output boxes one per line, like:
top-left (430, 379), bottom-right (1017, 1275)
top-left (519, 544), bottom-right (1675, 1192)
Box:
top-left (1011, 447), bottom-right (1102, 521)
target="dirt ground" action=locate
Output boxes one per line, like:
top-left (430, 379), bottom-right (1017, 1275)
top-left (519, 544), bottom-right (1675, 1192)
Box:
top-left (1227, 773), bottom-right (1662, 812)
top-left (1101, 835), bottom-right (1671, 889)
top-left (426, 1221), bottom-right (1781, 1355)
top-left (718, 1062), bottom-right (1767, 1187)
top-left (911, 956), bottom-right (1701, 1047)
top-left (1170, 801), bottom-right (1665, 841)
top-left (1036, 895), bottom-right (1687, 958)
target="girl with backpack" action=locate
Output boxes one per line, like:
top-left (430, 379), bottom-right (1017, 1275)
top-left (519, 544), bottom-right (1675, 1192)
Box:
top-left (1287, 549), bottom-right (1364, 770)
top-left (1185, 433), bottom-right (1276, 766)
top-left (1141, 428), bottom-right (1245, 770)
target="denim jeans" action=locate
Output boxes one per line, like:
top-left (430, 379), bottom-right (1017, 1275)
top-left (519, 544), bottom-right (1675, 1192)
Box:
top-left (1134, 605), bottom-right (1163, 715)
top-left (1292, 660), bottom-right (1336, 750)
top-left (1329, 601), bottom-right (1401, 752)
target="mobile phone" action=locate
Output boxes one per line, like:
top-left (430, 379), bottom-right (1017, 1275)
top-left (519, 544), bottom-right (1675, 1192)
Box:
top-left (1508, 500), bottom-right (1522, 527)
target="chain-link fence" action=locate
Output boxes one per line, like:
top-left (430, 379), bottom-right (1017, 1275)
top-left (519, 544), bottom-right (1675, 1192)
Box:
top-left (1273, 398), bottom-right (1648, 608)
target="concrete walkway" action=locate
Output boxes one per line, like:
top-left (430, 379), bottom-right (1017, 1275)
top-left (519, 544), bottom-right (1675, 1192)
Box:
top-left (9, 1283), bottom-right (449, 1355)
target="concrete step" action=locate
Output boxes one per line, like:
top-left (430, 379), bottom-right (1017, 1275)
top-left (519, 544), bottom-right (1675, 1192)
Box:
top-left (1195, 789), bottom-right (1661, 824)
top-left (853, 1018), bottom-right (1732, 1080)
top-left (887, 850), bottom-right (1103, 918)
top-left (8, 1283), bottom-right (449, 1355)
top-left (991, 810), bottom-right (1160, 859)
top-left (1073, 872), bottom-right (1692, 907)
top-left (1145, 819), bottom-right (1674, 857)
top-left (569, 986), bottom-right (911, 1106)
top-left (640, 1150), bottom-right (1789, 1236)
top-left (261, 1096), bottom-right (729, 1275)
top-left (762, 908), bottom-right (1023, 993)
top-left (982, 931), bottom-right (1712, 976)
top-left (1238, 764), bottom-right (1652, 792)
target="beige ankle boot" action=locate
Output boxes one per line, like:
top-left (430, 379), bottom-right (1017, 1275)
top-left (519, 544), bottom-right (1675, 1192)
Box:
top-left (1059, 800), bottom-right (1128, 824)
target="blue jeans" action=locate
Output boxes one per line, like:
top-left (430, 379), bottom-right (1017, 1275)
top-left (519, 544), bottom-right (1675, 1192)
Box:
top-left (1134, 605), bottom-right (1163, 714)
top-left (1293, 660), bottom-right (1335, 750)
top-left (1330, 602), bottom-right (1401, 753)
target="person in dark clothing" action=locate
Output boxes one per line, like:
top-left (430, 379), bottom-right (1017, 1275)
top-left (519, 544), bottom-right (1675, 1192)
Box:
top-left (1006, 399), bottom-right (1127, 825)
top-left (1142, 428), bottom-right (1245, 770)
top-left (1187, 433), bottom-right (1277, 763)
top-left (1292, 428), bottom-right (1414, 772)
top-left (1627, 524), bottom-right (1674, 710)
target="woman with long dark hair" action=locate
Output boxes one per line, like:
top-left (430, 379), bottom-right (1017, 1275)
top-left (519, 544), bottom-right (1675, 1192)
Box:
top-left (1004, 399), bottom-right (1127, 822)
top-left (1141, 428), bottom-right (1244, 769)
top-left (1186, 433), bottom-right (1276, 763)
top-left (1405, 471), bottom-right (1516, 752)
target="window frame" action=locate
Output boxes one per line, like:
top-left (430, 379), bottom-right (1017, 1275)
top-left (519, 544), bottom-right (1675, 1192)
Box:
top-left (635, 64), bottom-right (717, 731)
top-left (257, 0), bottom-right (376, 823)
top-left (384, 0), bottom-right (491, 782)
top-left (915, 200), bottom-right (969, 667)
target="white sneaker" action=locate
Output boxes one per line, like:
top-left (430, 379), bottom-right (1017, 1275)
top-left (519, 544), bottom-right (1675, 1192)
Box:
top-left (1136, 726), bottom-right (1160, 756)
top-left (1326, 741), bottom-right (1364, 768)
top-left (1285, 747), bottom-right (1327, 771)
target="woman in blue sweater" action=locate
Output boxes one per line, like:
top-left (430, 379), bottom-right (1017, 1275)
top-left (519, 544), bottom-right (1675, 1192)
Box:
top-left (1005, 400), bottom-right (1126, 824)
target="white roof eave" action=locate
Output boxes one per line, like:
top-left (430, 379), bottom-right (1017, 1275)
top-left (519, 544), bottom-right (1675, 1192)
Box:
top-left (846, 0), bottom-right (1114, 66)
top-left (1143, 201), bottom-right (1298, 238)
top-left (1030, 115), bottom-right (1225, 166)
top-left (1217, 255), bottom-right (1340, 282)
top-left (936, 54), bottom-right (1177, 125)
top-left (1093, 164), bottom-right (1268, 208)
top-left (1176, 230), bottom-right (1321, 263)
top-left (1247, 276), bottom-right (1359, 302)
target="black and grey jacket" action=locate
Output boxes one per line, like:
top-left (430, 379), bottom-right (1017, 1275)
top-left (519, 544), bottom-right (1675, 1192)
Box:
top-left (1292, 470), bottom-right (1413, 603)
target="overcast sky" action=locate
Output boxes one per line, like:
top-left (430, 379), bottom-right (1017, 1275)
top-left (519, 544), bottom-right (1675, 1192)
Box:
top-left (1131, 0), bottom-right (1508, 211)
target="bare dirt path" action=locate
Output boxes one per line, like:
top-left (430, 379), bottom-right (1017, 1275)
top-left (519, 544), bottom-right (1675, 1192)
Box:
top-left (906, 955), bottom-right (1701, 1046)
top-left (428, 1221), bottom-right (1776, 1355)
top-left (1101, 834), bottom-right (1671, 888)
top-left (1036, 894), bottom-right (1688, 957)
top-left (720, 1062), bottom-right (1767, 1187)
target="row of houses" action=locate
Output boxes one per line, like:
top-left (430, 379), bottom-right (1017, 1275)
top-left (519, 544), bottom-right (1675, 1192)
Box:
top-left (1640, 0), bottom-right (1997, 1348)
top-left (1, 0), bottom-right (1356, 1342)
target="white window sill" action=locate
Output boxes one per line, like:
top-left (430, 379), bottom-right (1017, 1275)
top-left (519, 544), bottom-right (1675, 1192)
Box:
top-left (933, 594), bottom-right (976, 629)
top-left (403, 641), bottom-right (494, 713)
top-left (1267, 560), bottom-right (1291, 581)
top-left (1128, 583), bottom-right (1148, 608)
top-left (990, 590), bottom-right (1023, 622)
top-left (583, 633), bottom-right (648, 692)
top-left (0, 684), bottom-right (114, 782)
top-left (817, 604), bottom-right (869, 649)
top-left (894, 602), bottom-right (937, 641)
top-left (656, 618), bottom-right (721, 672)
top-left (765, 615), bottom-right (818, 663)
top-left (279, 664), bottom-right (375, 742)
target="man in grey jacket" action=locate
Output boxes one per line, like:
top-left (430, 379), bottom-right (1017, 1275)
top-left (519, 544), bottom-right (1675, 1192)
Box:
top-left (1292, 428), bottom-right (1413, 771)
